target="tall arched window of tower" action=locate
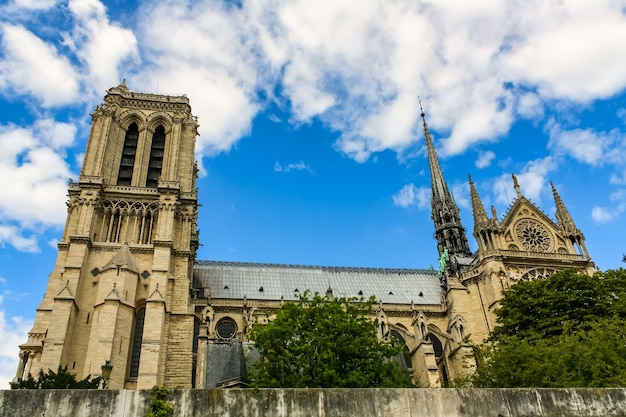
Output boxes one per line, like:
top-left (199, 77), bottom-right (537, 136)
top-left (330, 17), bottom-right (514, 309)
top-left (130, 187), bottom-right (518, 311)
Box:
top-left (117, 123), bottom-right (139, 185)
top-left (146, 125), bottom-right (166, 187)
top-left (128, 307), bottom-right (146, 378)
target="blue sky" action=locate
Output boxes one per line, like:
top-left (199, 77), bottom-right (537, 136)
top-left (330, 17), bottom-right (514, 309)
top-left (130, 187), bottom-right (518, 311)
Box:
top-left (1, 0), bottom-right (626, 387)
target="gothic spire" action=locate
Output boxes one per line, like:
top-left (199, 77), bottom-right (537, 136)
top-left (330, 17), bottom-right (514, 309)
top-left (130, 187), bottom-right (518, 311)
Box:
top-left (421, 107), bottom-right (452, 206)
top-left (420, 104), bottom-right (471, 259)
top-left (469, 174), bottom-right (488, 229)
top-left (551, 182), bottom-right (582, 237)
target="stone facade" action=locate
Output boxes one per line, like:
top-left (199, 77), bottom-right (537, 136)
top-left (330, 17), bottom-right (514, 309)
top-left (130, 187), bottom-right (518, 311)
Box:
top-left (15, 85), bottom-right (595, 389)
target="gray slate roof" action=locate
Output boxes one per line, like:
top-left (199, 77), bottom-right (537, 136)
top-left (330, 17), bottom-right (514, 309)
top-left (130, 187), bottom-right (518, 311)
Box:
top-left (193, 261), bottom-right (443, 305)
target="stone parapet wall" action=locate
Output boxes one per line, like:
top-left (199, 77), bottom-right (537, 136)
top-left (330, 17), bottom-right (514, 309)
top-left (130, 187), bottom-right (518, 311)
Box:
top-left (1, 388), bottom-right (625, 417)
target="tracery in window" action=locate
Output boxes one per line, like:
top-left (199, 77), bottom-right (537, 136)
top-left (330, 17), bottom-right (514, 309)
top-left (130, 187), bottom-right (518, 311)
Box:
top-left (117, 123), bottom-right (139, 186)
top-left (514, 219), bottom-right (552, 252)
top-left (520, 267), bottom-right (558, 281)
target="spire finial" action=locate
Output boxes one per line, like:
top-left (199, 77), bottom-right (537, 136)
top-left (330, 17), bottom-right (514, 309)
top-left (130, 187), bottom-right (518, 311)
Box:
top-left (512, 174), bottom-right (522, 198)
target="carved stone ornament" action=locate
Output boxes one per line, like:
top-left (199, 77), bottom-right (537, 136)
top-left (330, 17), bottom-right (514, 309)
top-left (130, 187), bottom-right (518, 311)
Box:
top-left (514, 219), bottom-right (551, 252)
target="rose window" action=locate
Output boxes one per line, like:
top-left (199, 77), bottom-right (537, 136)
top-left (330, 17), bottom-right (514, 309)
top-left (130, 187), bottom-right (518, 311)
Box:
top-left (514, 219), bottom-right (551, 252)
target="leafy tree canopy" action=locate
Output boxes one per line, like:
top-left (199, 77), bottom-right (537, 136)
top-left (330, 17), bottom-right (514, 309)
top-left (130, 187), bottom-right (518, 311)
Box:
top-left (249, 292), bottom-right (414, 388)
top-left (472, 268), bottom-right (626, 388)
top-left (10, 366), bottom-right (102, 389)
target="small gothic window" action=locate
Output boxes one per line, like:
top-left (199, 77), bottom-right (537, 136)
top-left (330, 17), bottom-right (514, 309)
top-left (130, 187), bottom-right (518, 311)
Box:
top-left (117, 123), bottom-right (139, 185)
top-left (216, 317), bottom-right (237, 340)
top-left (129, 307), bottom-right (146, 378)
top-left (146, 125), bottom-right (166, 187)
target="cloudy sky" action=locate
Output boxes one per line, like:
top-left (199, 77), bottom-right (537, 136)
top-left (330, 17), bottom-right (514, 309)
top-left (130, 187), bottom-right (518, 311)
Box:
top-left (1, 0), bottom-right (626, 387)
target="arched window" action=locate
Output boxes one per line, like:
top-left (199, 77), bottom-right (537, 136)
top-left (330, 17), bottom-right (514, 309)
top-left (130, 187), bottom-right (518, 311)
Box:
top-left (128, 307), bottom-right (146, 378)
top-left (146, 125), bottom-right (165, 187)
top-left (117, 123), bottom-right (139, 185)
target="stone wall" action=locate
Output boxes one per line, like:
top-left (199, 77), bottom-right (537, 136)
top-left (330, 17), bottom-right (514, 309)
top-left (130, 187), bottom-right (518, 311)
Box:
top-left (1, 388), bottom-right (626, 417)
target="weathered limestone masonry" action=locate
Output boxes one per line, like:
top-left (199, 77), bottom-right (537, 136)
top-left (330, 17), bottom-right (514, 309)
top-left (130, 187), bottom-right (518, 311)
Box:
top-left (15, 82), bottom-right (200, 390)
top-left (1, 388), bottom-right (626, 417)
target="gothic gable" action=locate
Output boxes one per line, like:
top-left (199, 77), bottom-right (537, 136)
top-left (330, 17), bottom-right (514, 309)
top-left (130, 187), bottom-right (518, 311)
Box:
top-left (499, 197), bottom-right (569, 254)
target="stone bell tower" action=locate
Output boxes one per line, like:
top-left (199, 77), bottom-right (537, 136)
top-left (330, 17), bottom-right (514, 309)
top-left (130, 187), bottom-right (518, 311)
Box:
top-left (16, 82), bottom-right (200, 389)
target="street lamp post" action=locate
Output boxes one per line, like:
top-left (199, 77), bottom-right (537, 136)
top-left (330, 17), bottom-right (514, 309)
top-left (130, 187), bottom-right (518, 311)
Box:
top-left (101, 360), bottom-right (113, 389)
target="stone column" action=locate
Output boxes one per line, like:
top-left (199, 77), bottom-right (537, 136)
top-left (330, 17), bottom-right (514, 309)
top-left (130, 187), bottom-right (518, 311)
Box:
top-left (195, 324), bottom-right (208, 388)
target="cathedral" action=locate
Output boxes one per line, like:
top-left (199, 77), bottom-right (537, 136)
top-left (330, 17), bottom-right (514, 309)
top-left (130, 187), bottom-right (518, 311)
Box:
top-left (14, 84), bottom-right (595, 389)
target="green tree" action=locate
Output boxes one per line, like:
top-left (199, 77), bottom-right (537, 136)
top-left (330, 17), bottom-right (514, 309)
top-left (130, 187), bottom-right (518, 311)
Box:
top-left (10, 366), bottom-right (102, 389)
top-left (249, 292), bottom-right (414, 388)
top-left (472, 268), bottom-right (626, 387)
top-left (145, 386), bottom-right (173, 417)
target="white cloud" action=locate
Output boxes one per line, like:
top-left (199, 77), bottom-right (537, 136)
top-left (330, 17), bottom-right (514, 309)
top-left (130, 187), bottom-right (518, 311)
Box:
top-left (594, 189), bottom-right (626, 224)
top-left (275, 161), bottom-right (313, 173)
top-left (516, 92), bottom-right (544, 120)
top-left (134, 2), bottom-right (260, 156)
top-left (0, 119), bottom-right (75, 250)
top-left (3, 0), bottom-right (626, 165)
top-left (493, 156), bottom-right (555, 205)
top-left (475, 150), bottom-right (496, 169)
top-left (0, 307), bottom-right (32, 389)
top-left (65, 0), bottom-right (139, 97)
top-left (592, 206), bottom-right (615, 224)
top-left (393, 184), bottom-right (429, 209)
top-left (0, 226), bottom-right (38, 252)
top-left (499, 0), bottom-right (626, 102)
top-left (0, 24), bottom-right (79, 106)
top-left (610, 173), bottom-right (626, 186)
top-left (548, 122), bottom-right (620, 166)
top-left (6, 0), bottom-right (59, 10)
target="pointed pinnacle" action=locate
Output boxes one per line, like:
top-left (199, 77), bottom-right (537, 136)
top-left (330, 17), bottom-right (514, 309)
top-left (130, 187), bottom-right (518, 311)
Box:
top-left (469, 175), bottom-right (488, 226)
top-left (551, 181), bottom-right (578, 233)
